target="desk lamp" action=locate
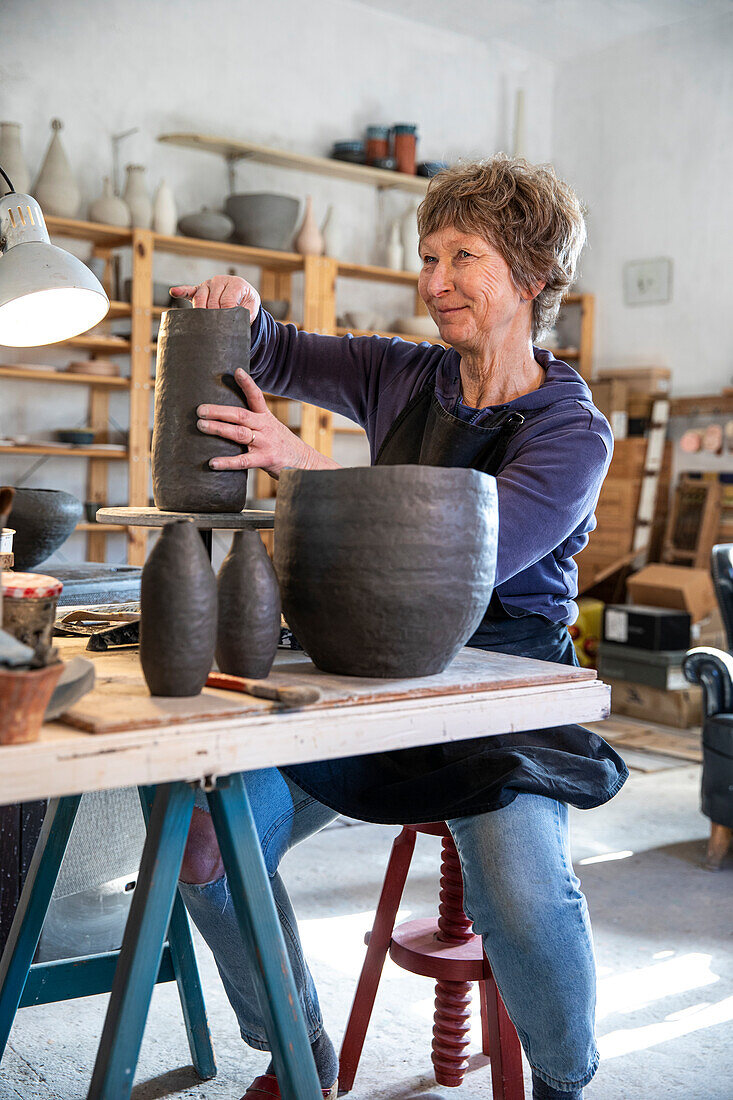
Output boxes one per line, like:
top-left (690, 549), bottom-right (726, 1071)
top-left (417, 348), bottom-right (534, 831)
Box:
top-left (0, 164), bottom-right (109, 346)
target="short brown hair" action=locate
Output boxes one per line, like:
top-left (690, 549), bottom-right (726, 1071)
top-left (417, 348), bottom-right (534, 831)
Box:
top-left (417, 156), bottom-right (586, 340)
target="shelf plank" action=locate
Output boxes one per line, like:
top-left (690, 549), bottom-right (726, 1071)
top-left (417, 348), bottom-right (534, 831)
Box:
top-left (669, 394), bottom-right (733, 417)
top-left (0, 366), bottom-right (129, 388)
top-left (106, 300), bottom-right (133, 319)
top-left (75, 523), bottom-right (127, 532)
top-left (337, 261), bottom-right (419, 286)
top-left (334, 325), bottom-right (446, 347)
top-left (0, 445), bottom-right (127, 459)
top-left (153, 231), bottom-right (304, 271)
top-left (158, 132), bottom-right (430, 194)
top-left (45, 217), bottom-right (133, 248)
top-left (62, 334), bottom-right (132, 353)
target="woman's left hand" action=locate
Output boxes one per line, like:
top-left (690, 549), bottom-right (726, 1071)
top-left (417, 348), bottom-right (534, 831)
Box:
top-left (197, 369), bottom-right (307, 479)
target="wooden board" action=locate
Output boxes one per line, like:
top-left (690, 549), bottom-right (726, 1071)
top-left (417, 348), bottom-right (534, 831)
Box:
top-left (587, 716), bottom-right (702, 763)
top-left (55, 638), bottom-right (595, 734)
top-left (96, 506), bottom-right (275, 529)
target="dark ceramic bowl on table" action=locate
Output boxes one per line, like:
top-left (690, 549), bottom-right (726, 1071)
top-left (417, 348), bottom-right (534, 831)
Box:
top-left (7, 488), bottom-right (83, 570)
top-left (224, 193), bottom-right (300, 250)
top-left (274, 465), bottom-right (498, 678)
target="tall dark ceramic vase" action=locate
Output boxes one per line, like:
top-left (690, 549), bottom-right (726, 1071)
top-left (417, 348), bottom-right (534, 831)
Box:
top-left (216, 530), bottom-right (281, 680)
top-left (152, 306), bottom-right (251, 512)
top-left (140, 519), bottom-right (217, 696)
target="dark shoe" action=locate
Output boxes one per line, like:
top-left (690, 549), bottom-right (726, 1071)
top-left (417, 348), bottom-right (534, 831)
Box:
top-left (243, 1073), bottom-right (338, 1099)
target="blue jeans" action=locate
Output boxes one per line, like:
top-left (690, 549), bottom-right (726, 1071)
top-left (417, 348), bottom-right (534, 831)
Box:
top-left (178, 768), bottom-right (599, 1092)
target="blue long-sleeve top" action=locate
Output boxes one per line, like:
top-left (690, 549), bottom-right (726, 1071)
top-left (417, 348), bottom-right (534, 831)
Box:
top-left (250, 310), bottom-right (613, 625)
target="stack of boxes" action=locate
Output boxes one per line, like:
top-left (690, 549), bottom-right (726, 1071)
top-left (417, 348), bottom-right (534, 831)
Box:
top-left (598, 564), bottom-right (720, 728)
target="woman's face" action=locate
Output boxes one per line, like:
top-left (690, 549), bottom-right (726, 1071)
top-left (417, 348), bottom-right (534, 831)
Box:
top-left (418, 226), bottom-right (534, 351)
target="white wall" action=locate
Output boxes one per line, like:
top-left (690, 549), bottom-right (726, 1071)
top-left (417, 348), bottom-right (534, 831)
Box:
top-left (552, 10), bottom-right (733, 395)
top-left (0, 0), bottom-right (553, 564)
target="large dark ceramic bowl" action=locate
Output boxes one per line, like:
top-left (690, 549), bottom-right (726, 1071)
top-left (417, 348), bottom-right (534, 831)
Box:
top-left (274, 466), bottom-right (498, 677)
top-left (8, 488), bottom-right (83, 570)
top-left (224, 193), bottom-right (300, 250)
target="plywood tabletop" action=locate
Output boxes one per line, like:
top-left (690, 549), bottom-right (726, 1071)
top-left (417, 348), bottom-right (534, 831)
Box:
top-left (0, 639), bottom-right (609, 805)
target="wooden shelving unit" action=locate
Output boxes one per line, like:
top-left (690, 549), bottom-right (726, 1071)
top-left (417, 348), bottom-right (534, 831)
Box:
top-left (158, 132), bottom-right (430, 194)
top-left (1, 214), bottom-right (596, 566)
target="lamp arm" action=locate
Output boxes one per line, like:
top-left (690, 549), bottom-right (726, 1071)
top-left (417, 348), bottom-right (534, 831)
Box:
top-left (0, 163), bottom-right (15, 195)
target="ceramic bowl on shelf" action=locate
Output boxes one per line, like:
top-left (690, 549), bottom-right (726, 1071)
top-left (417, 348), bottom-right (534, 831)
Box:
top-left (391, 314), bottom-right (441, 339)
top-left (342, 310), bottom-right (381, 332)
top-left (65, 359), bottom-right (120, 377)
top-left (177, 207), bottom-right (234, 242)
top-left (57, 429), bottom-right (95, 446)
top-left (224, 193), bottom-right (300, 250)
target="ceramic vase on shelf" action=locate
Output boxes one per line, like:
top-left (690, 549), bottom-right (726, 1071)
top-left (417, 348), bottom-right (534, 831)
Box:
top-left (0, 122), bottom-right (30, 196)
top-left (386, 219), bottom-right (404, 270)
top-left (89, 176), bottom-right (130, 226)
top-left (320, 205), bottom-right (341, 258)
top-left (400, 201), bottom-right (421, 274)
top-left (122, 164), bottom-right (152, 229)
top-left (152, 179), bottom-right (176, 235)
top-left (216, 530), bottom-right (282, 680)
top-left (294, 195), bottom-right (324, 256)
top-left (139, 519), bottom-right (217, 697)
top-left (33, 119), bottom-right (80, 217)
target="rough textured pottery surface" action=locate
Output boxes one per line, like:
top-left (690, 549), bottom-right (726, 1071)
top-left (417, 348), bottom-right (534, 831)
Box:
top-left (33, 119), bottom-right (80, 217)
top-left (274, 466), bottom-right (498, 677)
top-left (216, 530), bottom-right (281, 679)
top-left (225, 193), bottom-right (300, 250)
top-left (152, 179), bottom-right (177, 235)
top-left (178, 207), bottom-right (234, 241)
top-left (8, 489), bottom-right (83, 570)
top-left (294, 195), bottom-right (324, 255)
top-left (89, 177), bottom-right (131, 226)
top-left (123, 164), bottom-right (152, 229)
top-left (0, 122), bottom-right (30, 195)
top-left (140, 520), bottom-right (217, 697)
top-left (152, 306), bottom-right (251, 512)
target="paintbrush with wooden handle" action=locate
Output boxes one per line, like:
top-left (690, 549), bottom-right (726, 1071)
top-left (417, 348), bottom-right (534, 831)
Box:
top-left (206, 670), bottom-right (320, 707)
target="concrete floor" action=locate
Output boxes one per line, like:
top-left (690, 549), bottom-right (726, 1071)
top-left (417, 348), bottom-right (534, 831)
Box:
top-left (2, 762), bottom-right (732, 1100)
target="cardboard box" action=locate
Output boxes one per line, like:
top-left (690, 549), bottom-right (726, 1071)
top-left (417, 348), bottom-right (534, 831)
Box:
top-left (603, 603), bottom-right (691, 651)
top-left (691, 607), bottom-right (727, 650)
top-left (595, 479), bottom-right (640, 528)
top-left (605, 677), bottom-right (702, 729)
top-left (592, 379), bottom-right (628, 440)
top-left (608, 438), bottom-right (647, 480)
top-left (626, 564), bottom-right (716, 624)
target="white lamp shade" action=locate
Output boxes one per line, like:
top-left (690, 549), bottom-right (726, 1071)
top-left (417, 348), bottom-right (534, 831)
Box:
top-left (0, 240), bottom-right (109, 346)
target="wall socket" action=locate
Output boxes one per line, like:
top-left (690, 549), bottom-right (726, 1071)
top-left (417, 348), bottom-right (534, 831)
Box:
top-left (623, 257), bottom-right (673, 305)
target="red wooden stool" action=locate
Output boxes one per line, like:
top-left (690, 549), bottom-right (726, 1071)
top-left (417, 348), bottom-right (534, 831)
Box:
top-left (339, 823), bottom-right (524, 1097)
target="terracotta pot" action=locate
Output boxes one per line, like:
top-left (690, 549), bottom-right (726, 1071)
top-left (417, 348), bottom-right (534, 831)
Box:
top-left (151, 306), bottom-right (251, 513)
top-left (0, 661), bottom-right (63, 744)
top-left (8, 488), bottom-right (83, 570)
top-left (274, 465), bottom-right (498, 677)
top-left (216, 530), bottom-right (281, 679)
top-left (140, 519), bottom-right (217, 697)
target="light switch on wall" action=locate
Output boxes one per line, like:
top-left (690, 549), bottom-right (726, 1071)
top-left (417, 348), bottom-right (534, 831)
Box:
top-left (623, 257), bottom-right (673, 305)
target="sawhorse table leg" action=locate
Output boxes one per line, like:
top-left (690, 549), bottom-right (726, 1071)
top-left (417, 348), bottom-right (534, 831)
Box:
top-left (207, 773), bottom-right (324, 1100)
top-left (0, 795), bottom-right (81, 1057)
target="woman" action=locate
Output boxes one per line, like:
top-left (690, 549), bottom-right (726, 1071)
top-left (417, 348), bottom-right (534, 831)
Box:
top-left (172, 156), bottom-right (628, 1100)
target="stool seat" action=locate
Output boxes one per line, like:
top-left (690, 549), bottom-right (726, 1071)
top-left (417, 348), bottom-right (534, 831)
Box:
top-left (390, 917), bottom-right (487, 981)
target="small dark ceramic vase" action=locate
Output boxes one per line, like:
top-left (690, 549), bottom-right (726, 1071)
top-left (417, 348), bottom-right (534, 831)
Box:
top-left (8, 488), bottom-right (83, 570)
top-left (152, 306), bottom-right (251, 513)
top-left (140, 519), bottom-right (217, 696)
top-left (216, 530), bottom-right (281, 679)
top-left (274, 465), bottom-right (498, 677)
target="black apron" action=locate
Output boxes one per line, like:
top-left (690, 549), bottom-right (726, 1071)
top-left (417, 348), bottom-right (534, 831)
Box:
top-left (282, 380), bottom-right (628, 823)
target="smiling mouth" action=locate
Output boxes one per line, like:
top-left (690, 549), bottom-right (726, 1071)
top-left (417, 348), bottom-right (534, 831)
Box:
top-left (437, 306), bottom-right (467, 315)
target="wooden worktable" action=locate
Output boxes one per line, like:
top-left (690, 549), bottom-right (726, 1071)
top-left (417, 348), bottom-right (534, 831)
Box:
top-left (0, 638), bottom-right (610, 806)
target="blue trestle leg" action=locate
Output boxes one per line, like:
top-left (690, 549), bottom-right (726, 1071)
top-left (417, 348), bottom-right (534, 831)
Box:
top-left (206, 773), bottom-right (324, 1100)
top-left (0, 795), bottom-right (82, 1061)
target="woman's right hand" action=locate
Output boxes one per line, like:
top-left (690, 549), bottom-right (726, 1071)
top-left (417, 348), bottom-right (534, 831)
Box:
top-left (169, 275), bottom-right (260, 322)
